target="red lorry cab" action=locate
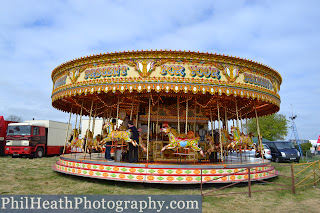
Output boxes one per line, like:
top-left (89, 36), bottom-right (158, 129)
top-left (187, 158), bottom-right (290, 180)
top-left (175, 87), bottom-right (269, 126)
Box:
top-left (5, 120), bottom-right (71, 158)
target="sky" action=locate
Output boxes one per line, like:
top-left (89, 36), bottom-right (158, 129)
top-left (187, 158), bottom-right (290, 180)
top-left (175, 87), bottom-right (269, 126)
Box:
top-left (1, 0), bottom-right (319, 140)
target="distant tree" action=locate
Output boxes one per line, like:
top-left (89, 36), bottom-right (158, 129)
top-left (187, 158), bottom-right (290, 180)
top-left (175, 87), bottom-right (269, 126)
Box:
top-left (247, 113), bottom-right (288, 141)
top-left (297, 142), bottom-right (312, 157)
top-left (6, 115), bottom-right (23, 122)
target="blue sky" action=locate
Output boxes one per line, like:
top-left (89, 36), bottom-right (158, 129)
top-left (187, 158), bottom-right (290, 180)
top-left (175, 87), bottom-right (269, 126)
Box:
top-left (1, 0), bottom-right (319, 140)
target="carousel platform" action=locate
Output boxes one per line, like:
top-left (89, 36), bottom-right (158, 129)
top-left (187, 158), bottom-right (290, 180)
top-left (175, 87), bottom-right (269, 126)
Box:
top-left (53, 153), bottom-right (277, 184)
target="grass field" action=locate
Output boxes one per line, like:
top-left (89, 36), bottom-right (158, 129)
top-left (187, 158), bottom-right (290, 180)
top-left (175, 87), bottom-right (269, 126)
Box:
top-left (0, 156), bottom-right (319, 213)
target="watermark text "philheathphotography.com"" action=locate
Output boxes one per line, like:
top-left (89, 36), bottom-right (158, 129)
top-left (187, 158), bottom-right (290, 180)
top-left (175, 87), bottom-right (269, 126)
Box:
top-left (0, 195), bottom-right (201, 213)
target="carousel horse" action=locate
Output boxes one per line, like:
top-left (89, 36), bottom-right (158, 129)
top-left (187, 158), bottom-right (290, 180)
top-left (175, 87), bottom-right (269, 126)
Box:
top-left (100, 121), bottom-right (138, 147)
top-left (230, 126), bottom-right (254, 150)
top-left (241, 132), bottom-right (255, 150)
top-left (169, 127), bottom-right (195, 139)
top-left (205, 135), bottom-right (220, 154)
top-left (220, 129), bottom-right (234, 150)
top-left (69, 129), bottom-right (83, 149)
top-left (84, 129), bottom-right (94, 153)
top-left (93, 134), bottom-right (104, 153)
top-left (253, 141), bottom-right (264, 157)
top-left (206, 130), bottom-right (234, 154)
top-left (160, 127), bottom-right (205, 157)
top-left (138, 137), bottom-right (147, 152)
top-left (162, 122), bottom-right (195, 139)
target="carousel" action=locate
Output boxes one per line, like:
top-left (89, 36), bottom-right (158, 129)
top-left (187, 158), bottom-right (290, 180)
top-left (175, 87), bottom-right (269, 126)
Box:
top-left (51, 50), bottom-right (281, 184)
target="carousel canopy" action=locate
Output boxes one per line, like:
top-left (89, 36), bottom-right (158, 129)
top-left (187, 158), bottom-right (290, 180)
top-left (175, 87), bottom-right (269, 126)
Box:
top-left (51, 50), bottom-right (281, 120)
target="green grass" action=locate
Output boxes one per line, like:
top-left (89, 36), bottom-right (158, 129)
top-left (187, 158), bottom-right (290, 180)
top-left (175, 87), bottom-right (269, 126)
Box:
top-left (0, 156), bottom-right (320, 213)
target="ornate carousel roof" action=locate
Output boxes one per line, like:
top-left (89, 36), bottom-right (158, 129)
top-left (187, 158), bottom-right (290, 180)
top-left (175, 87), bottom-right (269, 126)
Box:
top-left (51, 50), bottom-right (282, 120)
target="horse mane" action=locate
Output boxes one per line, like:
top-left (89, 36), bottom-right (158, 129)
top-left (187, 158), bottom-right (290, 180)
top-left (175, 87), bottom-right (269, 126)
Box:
top-left (165, 125), bottom-right (195, 139)
top-left (169, 127), bottom-right (178, 136)
top-left (95, 134), bottom-right (101, 141)
top-left (248, 132), bottom-right (254, 137)
top-left (73, 129), bottom-right (78, 137)
top-left (187, 131), bottom-right (195, 138)
top-left (102, 128), bottom-right (108, 135)
top-left (86, 129), bottom-right (93, 138)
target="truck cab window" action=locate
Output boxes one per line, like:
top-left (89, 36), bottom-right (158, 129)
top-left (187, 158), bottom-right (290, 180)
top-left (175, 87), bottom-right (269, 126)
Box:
top-left (33, 127), bottom-right (39, 136)
top-left (7, 126), bottom-right (31, 135)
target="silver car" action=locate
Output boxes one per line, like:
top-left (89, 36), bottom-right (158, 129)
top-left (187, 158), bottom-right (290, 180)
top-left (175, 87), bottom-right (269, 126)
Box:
top-left (255, 143), bottom-right (272, 160)
top-left (262, 144), bottom-right (272, 159)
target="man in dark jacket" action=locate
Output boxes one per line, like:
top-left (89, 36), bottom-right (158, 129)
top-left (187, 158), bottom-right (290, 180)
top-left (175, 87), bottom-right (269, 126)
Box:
top-left (128, 120), bottom-right (139, 163)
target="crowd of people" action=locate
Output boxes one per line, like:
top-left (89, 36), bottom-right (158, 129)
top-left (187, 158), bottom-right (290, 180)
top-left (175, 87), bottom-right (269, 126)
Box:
top-left (310, 145), bottom-right (320, 156)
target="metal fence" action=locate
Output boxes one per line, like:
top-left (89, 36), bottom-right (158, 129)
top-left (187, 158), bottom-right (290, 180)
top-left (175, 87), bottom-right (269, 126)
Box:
top-left (304, 151), bottom-right (320, 162)
top-left (200, 160), bottom-right (320, 198)
top-left (294, 161), bottom-right (320, 188)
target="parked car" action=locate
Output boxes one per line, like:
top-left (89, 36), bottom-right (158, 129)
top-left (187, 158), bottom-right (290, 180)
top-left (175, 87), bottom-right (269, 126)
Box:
top-left (263, 141), bottom-right (300, 163)
top-left (262, 144), bottom-right (272, 160)
top-left (255, 143), bottom-right (272, 160)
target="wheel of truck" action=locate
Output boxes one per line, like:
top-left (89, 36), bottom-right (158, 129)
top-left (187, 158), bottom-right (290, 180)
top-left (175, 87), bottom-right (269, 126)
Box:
top-left (275, 157), bottom-right (281, 163)
top-left (34, 147), bottom-right (44, 158)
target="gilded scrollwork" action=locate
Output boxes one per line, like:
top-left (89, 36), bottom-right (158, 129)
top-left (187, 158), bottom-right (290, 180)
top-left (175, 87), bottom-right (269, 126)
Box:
top-left (69, 65), bottom-right (87, 84)
top-left (221, 64), bottom-right (240, 83)
top-left (126, 59), bottom-right (168, 78)
top-left (272, 81), bottom-right (280, 93)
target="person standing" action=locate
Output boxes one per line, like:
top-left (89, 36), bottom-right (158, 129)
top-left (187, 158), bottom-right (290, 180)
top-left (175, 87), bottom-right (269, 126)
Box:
top-left (105, 118), bottom-right (116, 161)
top-left (311, 146), bottom-right (315, 158)
top-left (128, 120), bottom-right (139, 163)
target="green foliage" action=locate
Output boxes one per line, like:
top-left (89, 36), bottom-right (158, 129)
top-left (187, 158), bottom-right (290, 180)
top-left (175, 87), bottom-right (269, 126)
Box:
top-left (247, 113), bottom-right (288, 141)
top-left (296, 142), bottom-right (312, 156)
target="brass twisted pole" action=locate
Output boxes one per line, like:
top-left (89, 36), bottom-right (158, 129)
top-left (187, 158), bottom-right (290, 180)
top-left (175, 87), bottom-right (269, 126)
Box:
top-left (130, 98), bottom-right (134, 120)
top-left (84, 99), bottom-right (94, 158)
top-left (63, 105), bottom-right (73, 155)
top-left (224, 102), bottom-right (228, 131)
top-left (235, 99), bottom-right (240, 128)
top-left (156, 96), bottom-right (160, 141)
top-left (147, 95), bottom-right (151, 162)
top-left (194, 99), bottom-right (197, 133)
top-left (185, 96), bottom-right (189, 134)
top-left (217, 100), bottom-right (223, 163)
top-left (78, 100), bottom-right (83, 138)
top-left (254, 100), bottom-right (264, 162)
top-left (177, 96), bottom-right (180, 134)
top-left (135, 97), bottom-right (140, 127)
